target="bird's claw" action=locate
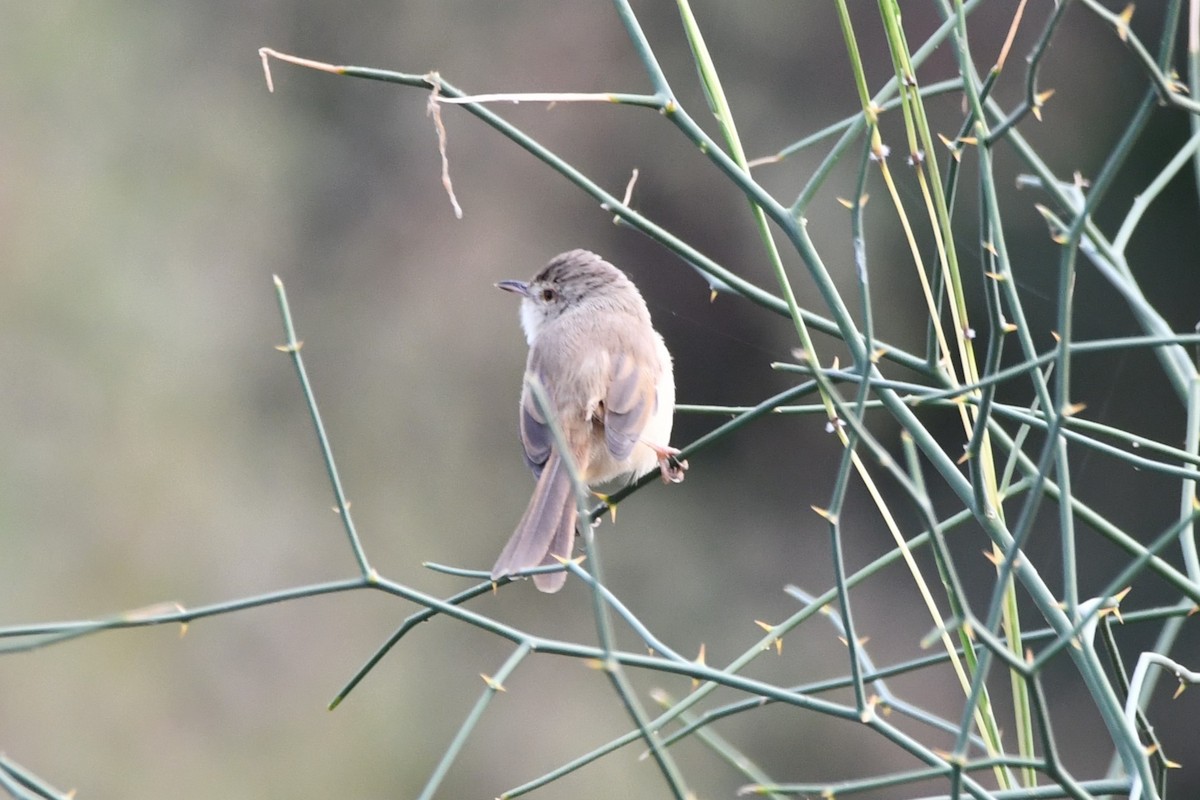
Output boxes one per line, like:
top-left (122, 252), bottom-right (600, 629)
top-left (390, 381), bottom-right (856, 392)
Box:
top-left (656, 447), bottom-right (688, 484)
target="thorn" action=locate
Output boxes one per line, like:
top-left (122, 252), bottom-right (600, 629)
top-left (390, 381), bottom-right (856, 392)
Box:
top-left (480, 673), bottom-right (507, 691)
top-left (1002, 322), bottom-right (1019, 333)
top-left (593, 491), bottom-right (618, 523)
top-left (122, 601), bottom-right (185, 623)
top-left (1166, 69), bottom-right (1188, 94)
top-left (754, 621), bottom-right (783, 655)
top-left (1173, 680), bottom-right (1186, 699)
top-left (920, 625), bottom-right (944, 649)
top-left (275, 341), bottom-right (303, 353)
top-left (1063, 402), bottom-right (1087, 417)
top-left (1031, 89), bottom-right (1055, 122)
top-left (692, 643), bottom-right (706, 689)
top-left (811, 505), bottom-right (837, 524)
top-left (982, 241), bottom-right (998, 256)
top-left (1117, 4), bottom-right (1134, 41)
top-left (837, 197), bottom-right (854, 209)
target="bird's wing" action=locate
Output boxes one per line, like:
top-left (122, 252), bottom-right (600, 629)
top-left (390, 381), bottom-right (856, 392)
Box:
top-left (519, 367), bottom-right (555, 478)
top-left (603, 350), bottom-right (653, 461)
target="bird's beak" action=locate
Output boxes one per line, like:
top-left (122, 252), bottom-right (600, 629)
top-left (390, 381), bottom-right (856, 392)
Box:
top-left (495, 279), bottom-right (530, 297)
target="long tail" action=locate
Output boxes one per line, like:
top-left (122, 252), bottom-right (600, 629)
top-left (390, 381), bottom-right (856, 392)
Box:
top-left (491, 452), bottom-right (578, 592)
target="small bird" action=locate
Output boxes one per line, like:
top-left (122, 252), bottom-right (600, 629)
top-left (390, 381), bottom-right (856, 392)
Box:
top-left (492, 249), bottom-right (686, 592)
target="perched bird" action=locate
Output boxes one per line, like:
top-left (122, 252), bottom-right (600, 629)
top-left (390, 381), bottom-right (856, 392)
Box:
top-left (492, 249), bottom-right (685, 592)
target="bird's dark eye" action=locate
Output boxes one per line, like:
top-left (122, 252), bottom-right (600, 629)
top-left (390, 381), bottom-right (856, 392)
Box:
top-left (541, 288), bottom-right (556, 302)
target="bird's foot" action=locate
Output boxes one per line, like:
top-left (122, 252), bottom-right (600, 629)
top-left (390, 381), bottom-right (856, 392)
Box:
top-left (652, 445), bottom-right (688, 484)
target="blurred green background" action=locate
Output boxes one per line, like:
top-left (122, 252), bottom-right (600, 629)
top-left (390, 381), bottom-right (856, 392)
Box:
top-left (2, 2), bottom-right (1198, 798)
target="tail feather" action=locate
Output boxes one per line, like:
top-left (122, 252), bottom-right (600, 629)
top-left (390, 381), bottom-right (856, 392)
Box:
top-left (492, 453), bottom-right (578, 593)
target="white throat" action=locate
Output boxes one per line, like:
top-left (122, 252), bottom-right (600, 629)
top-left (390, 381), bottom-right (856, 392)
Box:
top-left (518, 299), bottom-right (542, 347)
